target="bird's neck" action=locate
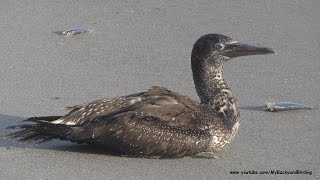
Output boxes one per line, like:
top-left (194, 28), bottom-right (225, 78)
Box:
top-left (192, 60), bottom-right (239, 129)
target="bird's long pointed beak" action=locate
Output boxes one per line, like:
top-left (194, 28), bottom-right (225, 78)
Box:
top-left (222, 42), bottom-right (275, 58)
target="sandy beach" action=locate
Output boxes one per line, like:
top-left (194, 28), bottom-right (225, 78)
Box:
top-left (0, 1), bottom-right (319, 179)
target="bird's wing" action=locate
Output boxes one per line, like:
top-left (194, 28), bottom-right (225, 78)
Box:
top-left (65, 111), bottom-right (212, 158)
top-left (51, 86), bottom-right (206, 129)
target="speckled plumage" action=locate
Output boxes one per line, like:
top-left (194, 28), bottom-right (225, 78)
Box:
top-left (7, 34), bottom-right (274, 158)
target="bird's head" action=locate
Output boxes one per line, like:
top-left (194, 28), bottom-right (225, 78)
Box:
top-left (191, 34), bottom-right (274, 67)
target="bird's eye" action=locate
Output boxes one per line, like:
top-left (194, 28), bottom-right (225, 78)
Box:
top-left (215, 43), bottom-right (225, 50)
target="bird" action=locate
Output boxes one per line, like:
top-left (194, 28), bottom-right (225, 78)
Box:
top-left (6, 34), bottom-right (274, 158)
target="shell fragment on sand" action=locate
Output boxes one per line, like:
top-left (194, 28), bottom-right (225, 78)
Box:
top-left (62, 28), bottom-right (93, 36)
top-left (265, 102), bottom-right (314, 112)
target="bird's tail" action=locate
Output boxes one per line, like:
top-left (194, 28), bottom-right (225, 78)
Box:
top-left (6, 116), bottom-right (72, 143)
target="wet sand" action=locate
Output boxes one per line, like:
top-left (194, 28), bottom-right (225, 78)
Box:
top-left (0, 1), bottom-right (319, 179)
